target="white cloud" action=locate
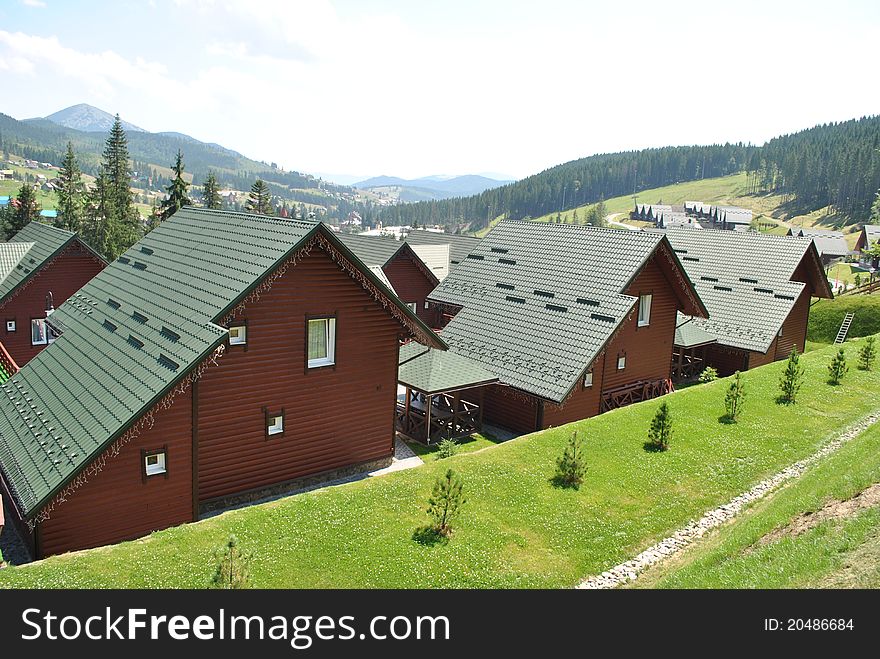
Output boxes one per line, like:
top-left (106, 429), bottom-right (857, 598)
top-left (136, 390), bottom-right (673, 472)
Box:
top-left (21, 0), bottom-right (47, 8)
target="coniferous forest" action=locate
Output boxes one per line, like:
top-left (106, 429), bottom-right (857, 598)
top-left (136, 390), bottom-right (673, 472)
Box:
top-left (378, 116), bottom-right (880, 231)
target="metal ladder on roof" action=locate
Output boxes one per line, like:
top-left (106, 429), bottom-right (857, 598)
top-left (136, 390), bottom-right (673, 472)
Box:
top-left (834, 312), bottom-right (855, 344)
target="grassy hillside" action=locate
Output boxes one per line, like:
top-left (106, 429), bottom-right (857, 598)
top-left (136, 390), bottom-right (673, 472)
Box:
top-left (0, 340), bottom-right (878, 589)
top-left (631, 417), bottom-right (880, 589)
top-left (808, 294), bottom-right (880, 344)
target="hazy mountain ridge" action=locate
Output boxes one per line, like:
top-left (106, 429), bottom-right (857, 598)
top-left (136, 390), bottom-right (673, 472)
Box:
top-left (37, 103), bottom-right (147, 133)
top-left (354, 173), bottom-right (513, 201)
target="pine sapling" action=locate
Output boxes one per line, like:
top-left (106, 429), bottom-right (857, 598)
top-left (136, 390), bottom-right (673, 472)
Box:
top-left (858, 336), bottom-right (876, 371)
top-left (426, 469), bottom-right (466, 537)
top-left (724, 370), bottom-right (746, 422)
top-left (435, 438), bottom-right (459, 460)
top-left (828, 347), bottom-right (849, 385)
top-left (647, 402), bottom-right (673, 451)
top-left (699, 366), bottom-right (718, 383)
top-left (211, 535), bottom-right (252, 589)
top-left (555, 430), bottom-right (587, 488)
top-left (778, 348), bottom-right (805, 404)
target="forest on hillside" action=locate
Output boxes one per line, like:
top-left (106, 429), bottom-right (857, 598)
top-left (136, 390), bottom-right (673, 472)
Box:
top-left (378, 116), bottom-right (880, 231)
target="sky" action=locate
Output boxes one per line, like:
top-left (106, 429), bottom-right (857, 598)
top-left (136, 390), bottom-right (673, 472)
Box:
top-left (1, 0), bottom-right (879, 182)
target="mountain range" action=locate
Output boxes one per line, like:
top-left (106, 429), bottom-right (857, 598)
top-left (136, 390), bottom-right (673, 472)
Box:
top-left (38, 103), bottom-right (147, 133)
top-left (354, 174), bottom-right (513, 202)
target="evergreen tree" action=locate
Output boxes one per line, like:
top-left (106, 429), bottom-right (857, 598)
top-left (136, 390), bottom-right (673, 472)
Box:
top-left (202, 171), bottom-right (221, 210)
top-left (158, 150), bottom-right (192, 221)
top-left (554, 430), bottom-right (587, 488)
top-left (425, 469), bottom-right (466, 537)
top-left (778, 348), bottom-right (805, 404)
top-left (211, 535), bottom-right (252, 589)
top-left (5, 183), bottom-right (40, 238)
top-left (101, 114), bottom-right (141, 259)
top-left (827, 348), bottom-right (849, 385)
top-left (871, 189), bottom-right (880, 224)
top-left (245, 179), bottom-right (273, 215)
top-left (647, 402), bottom-right (673, 451)
top-left (84, 167), bottom-right (113, 256)
top-left (724, 371), bottom-right (747, 422)
top-left (56, 142), bottom-right (85, 233)
top-left (858, 336), bottom-right (876, 371)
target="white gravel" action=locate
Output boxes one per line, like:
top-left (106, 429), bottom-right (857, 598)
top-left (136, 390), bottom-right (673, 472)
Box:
top-left (577, 410), bottom-right (880, 589)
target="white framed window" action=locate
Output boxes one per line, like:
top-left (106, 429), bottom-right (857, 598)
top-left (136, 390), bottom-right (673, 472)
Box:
top-left (407, 302), bottom-right (418, 313)
top-left (583, 370), bottom-right (593, 388)
top-left (778, 326), bottom-right (783, 338)
top-left (307, 317), bottom-right (336, 368)
top-left (229, 324), bottom-right (247, 345)
top-left (5, 319), bottom-right (15, 333)
top-left (31, 318), bottom-right (55, 345)
top-left (638, 293), bottom-right (652, 327)
top-left (424, 301), bottom-right (430, 310)
top-left (144, 451), bottom-right (166, 477)
top-left (267, 414), bottom-right (284, 436)
top-left (617, 354), bottom-right (627, 370)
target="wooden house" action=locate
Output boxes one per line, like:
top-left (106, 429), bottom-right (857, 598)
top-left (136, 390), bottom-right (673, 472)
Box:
top-left (787, 228), bottom-right (849, 266)
top-left (404, 229), bottom-right (482, 267)
top-left (0, 222), bottom-right (106, 367)
top-left (0, 208), bottom-right (443, 558)
top-left (421, 220), bottom-right (707, 435)
top-left (667, 228), bottom-right (832, 379)
top-left (337, 233), bottom-right (440, 324)
top-left (854, 225), bottom-right (880, 266)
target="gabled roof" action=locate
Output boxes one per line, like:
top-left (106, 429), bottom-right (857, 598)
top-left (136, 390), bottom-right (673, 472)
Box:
top-left (427, 221), bottom-right (705, 403)
top-left (665, 228), bottom-right (832, 353)
top-left (862, 225), bottom-right (880, 244)
top-left (336, 233), bottom-right (405, 267)
top-left (398, 341), bottom-right (498, 394)
top-left (404, 230), bottom-right (482, 264)
top-left (0, 208), bottom-right (443, 520)
top-left (0, 222), bottom-right (104, 306)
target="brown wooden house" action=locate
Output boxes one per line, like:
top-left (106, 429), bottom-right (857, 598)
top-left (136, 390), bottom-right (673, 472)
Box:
top-left (0, 222), bottom-right (106, 366)
top-left (0, 208), bottom-right (443, 558)
top-left (423, 220), bottom-right (707, 434)
top-left (666, 228), bottom-right (832, 378)
top-left (337, 233), bottom-right (440, 324)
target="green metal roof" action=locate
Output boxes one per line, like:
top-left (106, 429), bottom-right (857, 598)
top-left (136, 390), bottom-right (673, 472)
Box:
top-left (664, 228), bottom-right (830, 353)
top-left (0, 208), bottom-right (443, 519)
top-left (428, 220), bottom-right (699, 403)
top-left (0, 242), bottom-right (34, 283)
top-left (398, 341), bottom-right (498, 394)
top-left (404, 230), bottom-right (481, 264)
top-left (0, 222), bottom-right (93, 305)
top-left (336, 233), bottom-right (404, 267)
top-left (674, 316), bottom-right (720, 348)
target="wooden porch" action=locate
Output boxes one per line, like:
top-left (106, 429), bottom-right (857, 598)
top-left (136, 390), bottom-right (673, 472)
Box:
top-left (671, 345), bottom-right (707, 382)
top-left (600, 377), bottom-right (673, 412)
top-left (396, 387), bottom-right (486, 444)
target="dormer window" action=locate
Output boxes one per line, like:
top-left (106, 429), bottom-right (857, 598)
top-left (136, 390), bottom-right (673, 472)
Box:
top-left (31, 318), bottom-right (56, 346)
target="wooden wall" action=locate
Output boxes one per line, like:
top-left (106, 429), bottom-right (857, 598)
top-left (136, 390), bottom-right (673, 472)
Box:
top-left (704, 345), bottom-right (750, 376)
top-left (482, 385), bottom-right (538, 434)
top-left (196, 247), bottom-right (400, 502)
top-left (773, 287), bottom-right (810, 360)
top-left (543, 353), bottom-right (605, 428)
top-left (382, 252), bottom-right (437, 323)
top-left (0, 242), bottom-right (105, 366)
top-left (37, 386), bottom-right (194, 557)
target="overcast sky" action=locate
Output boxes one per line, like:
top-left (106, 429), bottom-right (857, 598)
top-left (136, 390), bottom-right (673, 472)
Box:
top-left (1, 0), bottom-right (879, 181)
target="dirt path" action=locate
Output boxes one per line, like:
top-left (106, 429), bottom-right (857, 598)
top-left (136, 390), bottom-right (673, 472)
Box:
top-left (576, 410), bottom-right (880, 589)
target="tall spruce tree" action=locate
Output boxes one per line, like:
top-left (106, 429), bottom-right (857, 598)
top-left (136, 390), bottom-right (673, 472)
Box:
top-left (56, 142), bottom-right (85, 233)
top-left (202, 171), bottom-right (221, 210)
top-left (101, 114), bottom-right (141, 259)
top-left (245, 179), bottom-right (273, 215)
top-left (158, 150), bottom-right (192, 221)
top-left (6, 183), bottom-right (41, 238)
top-left (85, 167), bottom-right (113, 256)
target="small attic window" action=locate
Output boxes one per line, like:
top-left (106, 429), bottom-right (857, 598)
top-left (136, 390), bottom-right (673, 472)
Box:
top-left (158, 354), bottom-right (179, 371)
top-left (132, 311), bottom-right (148, 324)
top-left (754, 287), bottom-right (773, 294)
top-left (496, 283), bottom-right (515, 290)
top-left (545, 304), bottom-right (567, 312)
top-left (534, 290), bottom-right (555, 298)
top-left (739, 277), bottom-right (758, 284)
top-left (682, 256), bottom-right (700, 262)
top-left (774, 294), bottom-right (795, 301)
top-left (490, 247), bottom-right (509, 253)
top-left (466, 254), bottom-right (485, 260)
top-left (498, 258), bottom-right (517, 265)
top-left (140, 246), bottom-right (154, 255)
top-left (133, 261), bottom-right (147, 270)
top-left (128, 335), bottom-right (144, 349)
top-left (160, 326), bottom-right (180, 342)
top-left (505, 295), bottom-right (525, 304)
top-left (118, 257), bottom-right (130, 264)
top-left (107, 298), bottom-right (121, 310)
top-left (700, 276), bottom-right (718, 282)
top-left (591, 313), bottom-right (615, 323)
top-left (576, 298), bottom-right (599, 307)
top-left (713, 285), bottom-right (733, 292)
top-left (103, 319), bottom-right (118, 332)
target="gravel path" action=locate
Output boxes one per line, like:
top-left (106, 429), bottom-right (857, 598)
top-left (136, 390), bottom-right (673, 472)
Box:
top-left (577, 410), bottom-right (880, 589)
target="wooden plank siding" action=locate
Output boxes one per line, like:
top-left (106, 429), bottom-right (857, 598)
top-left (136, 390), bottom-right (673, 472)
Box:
top-left (196, 247), bottom-right (401, 502)
top-left (0, 242), bottom-right (105, 366)
top-left (381, 252), bottom-right (437, 324)
top-left (543, 353), bottom-right (605, 428)
top-left (37, 386), bottom-right (194, 557)
top-left (481, 384), bottom-right (538, 434)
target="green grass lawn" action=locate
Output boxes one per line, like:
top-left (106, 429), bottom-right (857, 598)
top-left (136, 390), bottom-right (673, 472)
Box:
top-left (630, 415), bottom-right (880, 589)
top-left (1, 340), bottom-right (878, 589)
top-left (405, 431), bottom-right (509, 462)
top-left (808, 294), bottom-right (880, 343)
top-left (0, 180), bottom-right (57, 210)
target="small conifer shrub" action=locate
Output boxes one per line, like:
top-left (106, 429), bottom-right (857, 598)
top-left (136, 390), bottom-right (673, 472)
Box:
top-left (858, 336), bottom-right (876, 371)
top-left (828, 348), bottom-right (849, 385)
top-left (211, 535), bottom-right (252, 589)
top-left (647, 402), bottom-right (673, 451)
top-left (426, 469), bottom-right (466, 537)
top-left (778, 348), bottom-right (805, 404)
top-left (699, 366), bottom-right (719, 383)
top-left (724, 371), bottom-right (747, 422)
top-left (435, 438), bottom-right (459, 460)
top-left (554, 430), bottom-right (587, 488)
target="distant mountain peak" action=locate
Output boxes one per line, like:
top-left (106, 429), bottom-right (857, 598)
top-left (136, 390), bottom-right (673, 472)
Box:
top-left (42, 103), bottom-right (146, 133)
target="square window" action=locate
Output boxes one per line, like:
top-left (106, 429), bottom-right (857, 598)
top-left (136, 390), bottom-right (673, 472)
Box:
top-left (5, 319), bottom-right (15, 333)
top-left (267, 414), bottom-right (284, 436)
top-left (144, 451), bottom-right (166, 476)
top-left (307, 317), bottom-right (336, 368)
top-left (31, 318), bottom-right (53, 346)
top-left (617, 355), bottom-right (627, 370)
top-left (407, 302), bottom-right (417, 312)
top-left (583, 370), bottom-right (593, 388)
top-left (638, 293), bottom-right (652, 327)
top-left (229, 324), bottom-right (247, 345)
top-left (777, 326), bottom-right (783, 338)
